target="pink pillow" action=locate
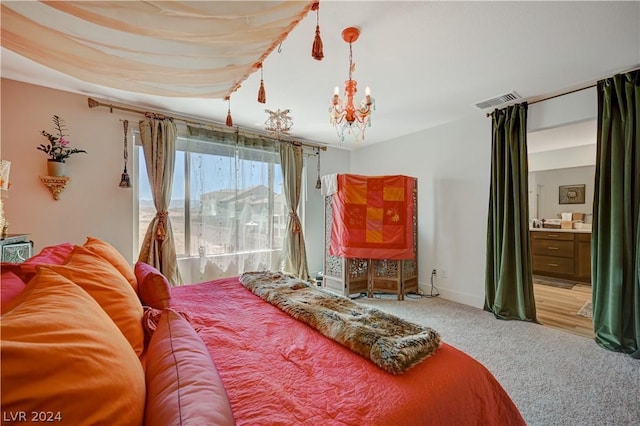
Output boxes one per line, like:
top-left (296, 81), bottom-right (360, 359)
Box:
top-left (144, 309), bottom-right (235, 426)
top-left (0, 270), bottom-right (26, 313)
top-left (135, 262), bottom-right (172, 309)
top-left (16, 242), bottom-right (74, 280)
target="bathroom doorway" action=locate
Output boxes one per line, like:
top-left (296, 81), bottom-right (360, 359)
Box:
top-left (527, 121), bottom-right (596, 338)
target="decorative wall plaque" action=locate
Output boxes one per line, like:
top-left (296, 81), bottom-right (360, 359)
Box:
top-left (559, 184), bottom-right (585, 204)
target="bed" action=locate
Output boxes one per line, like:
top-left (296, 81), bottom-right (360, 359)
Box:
top-left (170, 276), bottom-right (525, 425)
top-left (1, 239), bottom-right (525, 425)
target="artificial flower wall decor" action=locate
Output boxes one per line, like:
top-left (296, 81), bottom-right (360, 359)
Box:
top-left (38, 115), bottom-right (87, 162)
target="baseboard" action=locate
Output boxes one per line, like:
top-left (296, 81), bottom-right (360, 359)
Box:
top-left (418, 282), bottom-right (484, 309)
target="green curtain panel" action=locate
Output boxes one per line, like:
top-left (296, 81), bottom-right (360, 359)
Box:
top-left (593, 70), bottom-right (640, 358)
top-left (485, 103), bottom-right (537, 322)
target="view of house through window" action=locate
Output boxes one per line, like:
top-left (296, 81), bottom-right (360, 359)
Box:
top-left (137, 134), bottom-right (285, 281)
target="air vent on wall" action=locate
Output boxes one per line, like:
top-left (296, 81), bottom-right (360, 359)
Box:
top-left (474, 91), bottom-right (521, 109)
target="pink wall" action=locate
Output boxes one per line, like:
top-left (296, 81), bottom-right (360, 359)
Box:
top-left (1, 79), bottom-right (138, 261)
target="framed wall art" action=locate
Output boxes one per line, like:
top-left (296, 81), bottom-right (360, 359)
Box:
top-left (559, 184), bottom-right (585, 204)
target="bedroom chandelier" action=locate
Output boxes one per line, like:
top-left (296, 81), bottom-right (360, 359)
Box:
top-left (265, 108), bottom-right (293, 140)
top-left (329, 27), bottom-right (374, 143)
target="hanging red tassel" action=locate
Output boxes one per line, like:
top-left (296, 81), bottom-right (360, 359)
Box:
top-left (257, 63), bottom-right (266, 103)
top-left (311, 2), bottom-right (323, 60)
top-left (225, 96), bottom-right (233, 127)
top-left (312, 25), bottom-right (324, 61)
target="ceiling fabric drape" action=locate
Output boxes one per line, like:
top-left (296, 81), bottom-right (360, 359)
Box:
top-left (0, 1), bottom-right (315, 98)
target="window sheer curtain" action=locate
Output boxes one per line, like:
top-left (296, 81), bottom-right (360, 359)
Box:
top-left (185, 128), bottom-right (284, 282)
top-left (279, 143), bottom-right (310, 280)
top-left (593, 70), bottom-right (640, 358)
top-left (484, 103), bottom-right (537, 322)
top-left (138, 116), bottom-right (182, 285)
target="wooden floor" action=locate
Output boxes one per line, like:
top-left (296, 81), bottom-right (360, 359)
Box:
top-left (533, 278), bottom-right (593, 339)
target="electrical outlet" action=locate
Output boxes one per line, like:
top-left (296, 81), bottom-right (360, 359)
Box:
top-left (432, 268), bottom-right (437, 276)
top-left (441, 269), bottom-right (448, 278)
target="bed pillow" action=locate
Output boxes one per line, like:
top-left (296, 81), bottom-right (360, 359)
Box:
top-left (46, 245), bottom-right (145, 356)
top-left (23, 242), bottom-right (74, 265)
top-left (1, 268), bottom-right (145, 425)
top-left (9, 242), bottom-right (74, 281)
top-left (144, 309), bottom-right (235, 426)
top-left (135, 261), bottom-right (172, 309)
top-left (84, 236), bottom-right (138, 293)
top-left (0, 270), bottom-right (26, 313)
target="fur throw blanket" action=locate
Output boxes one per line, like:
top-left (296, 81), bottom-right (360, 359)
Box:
top-left (240, 271), bottom-right (441, 375)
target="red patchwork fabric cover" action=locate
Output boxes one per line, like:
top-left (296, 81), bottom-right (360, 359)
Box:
top-left (330, 174), bottom-right (415, 259)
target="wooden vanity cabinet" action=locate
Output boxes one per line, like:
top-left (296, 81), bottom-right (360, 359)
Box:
top-left (530, 230), bottom-right (591, 283)
top-left (575, 233), bottom-right (592, 281)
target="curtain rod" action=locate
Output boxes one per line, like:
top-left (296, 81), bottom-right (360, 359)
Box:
top-left (485, 65), bottom-right (640, 117)
top-left (87, 97), bottom-right (327, 151)
top-left (484, 84), bottom-right (594, 118)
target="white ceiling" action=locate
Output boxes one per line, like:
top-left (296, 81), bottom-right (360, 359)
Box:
top-left (527, 119), bottom-right (597, 154)
top-left (2, 1), bottom-right (639, 151)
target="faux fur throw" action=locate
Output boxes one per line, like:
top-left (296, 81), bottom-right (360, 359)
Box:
top-left (240, 271), bottom-right (441, 375)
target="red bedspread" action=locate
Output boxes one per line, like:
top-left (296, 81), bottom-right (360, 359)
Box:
top-left (171, 277), bottom-right (525, 426)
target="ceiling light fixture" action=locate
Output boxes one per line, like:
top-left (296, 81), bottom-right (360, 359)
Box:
top-left (329, 27), bottom-right (374, 143)
top-left (265, 108), bottom-right (293, 140)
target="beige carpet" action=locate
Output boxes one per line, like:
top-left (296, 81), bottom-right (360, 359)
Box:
top-left (354, 294), bottom-right (639, 426)
top-left (577, 301), bottom-right (593, 318)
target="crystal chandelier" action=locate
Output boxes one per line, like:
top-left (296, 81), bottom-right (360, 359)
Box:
top-left (265, 108), bottom-right (293, 140)
top-left (329, 27), bottom-right (374, 143)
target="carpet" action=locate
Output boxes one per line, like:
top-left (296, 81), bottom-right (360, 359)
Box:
top-left (352, 295), bottom-right (640, 426)
top-left (239, 271), bottom-right (441, 374)
top-left (577, 301), bottom-right (593, 318)
top-left (532, 275), bottom-right (575, 290)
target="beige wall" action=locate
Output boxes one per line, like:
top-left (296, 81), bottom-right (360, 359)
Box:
top-left (531, 165), bottom-right (595, 222)
top-left (349, 89), bottom-right (599, 308)
top-left (1, 78), bottom-right (348, 271)
top-left (349, 114), bottom-right (493, 307)
top-left (1, 79), bottom-right (140, 260)
top-left (0, 77), bottom-right (598, 309)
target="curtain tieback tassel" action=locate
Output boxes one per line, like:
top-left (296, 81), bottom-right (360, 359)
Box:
top-left (155, 211), bottom-right (168, 241)
top-left (290, 212), bottom-right (301, 233)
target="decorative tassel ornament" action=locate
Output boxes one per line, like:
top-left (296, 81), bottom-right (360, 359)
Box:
top-left (311, 2), bottom-right (324, 60)
top-left (119, 119), bottom-right (131, 188)
top-left (225, 96), bottom-right (233, 127)
top-left (257, 63), bottom-right (266, 104)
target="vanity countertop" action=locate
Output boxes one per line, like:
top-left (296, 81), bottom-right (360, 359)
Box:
top-left (530, 227), bottom-right (591, 234)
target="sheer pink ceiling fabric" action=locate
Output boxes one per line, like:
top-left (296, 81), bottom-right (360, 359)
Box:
top-left (1, 1), bottom-right (315, 98)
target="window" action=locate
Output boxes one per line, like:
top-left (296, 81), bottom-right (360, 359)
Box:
top-left (137, 131), bottom-right (285, 282)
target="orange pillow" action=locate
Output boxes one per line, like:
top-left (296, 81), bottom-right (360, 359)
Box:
top-left (135, 261), bottom-right (172, 309)
top-left (145, 309), bottom-right (235, 426)
top-left (47, 245), bottom-right (144, 356)
top-left (1, 268), bottom-right (145, 425)
top-left (84, 236), bottom-right (138, 293)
